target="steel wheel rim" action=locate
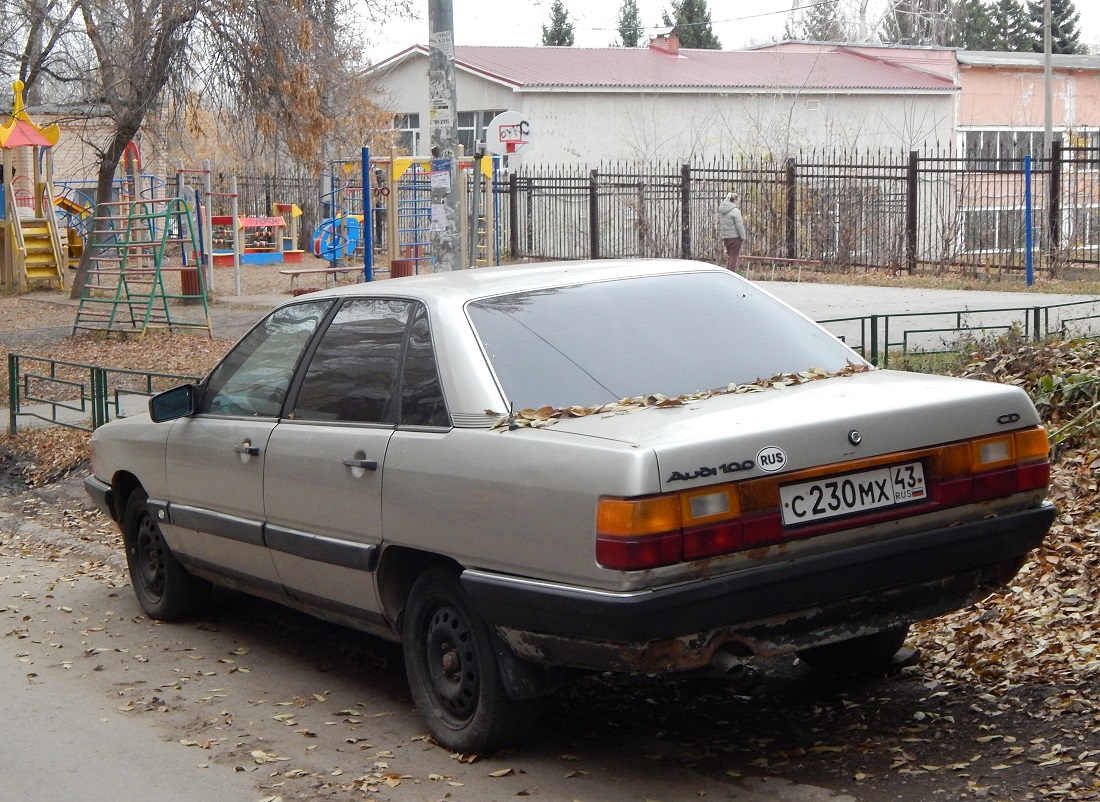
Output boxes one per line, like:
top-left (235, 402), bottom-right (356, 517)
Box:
top-left (425, 602), bottom-right (479, 722)
top-left (134, 513), bottom-right (166, 600)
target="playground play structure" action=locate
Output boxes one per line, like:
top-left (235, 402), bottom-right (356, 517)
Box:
top-left (72, 195), bottom-right (212, 337)
top-left (0, 80), bottom-right (67, 291)
top-left (311, 148), bottom-right (501, 280)
top-left (211, 202), bottom-right (305, 267)
top-left (1, 79), bottom-right (204, 340)
top-left (4, 85), bottom-right (503, 315)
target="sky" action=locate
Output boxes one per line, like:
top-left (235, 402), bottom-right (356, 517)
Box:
top-left (364, 0), bottom-right (1100, 63)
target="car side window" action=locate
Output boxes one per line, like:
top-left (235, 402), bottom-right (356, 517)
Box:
top-left (293, 298), bottom-right (412, 424)
top-left (202, 301), bottom-right (332, 417)
top-left (400, 305), bottom-right (450, 428)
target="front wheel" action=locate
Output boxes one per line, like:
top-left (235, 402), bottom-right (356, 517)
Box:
top-left (122, 489), bottom-right (212, 621)
top-left (797, 626), bottom-right (914, 675)
top-left (402, 565), bottom-right (541, 753)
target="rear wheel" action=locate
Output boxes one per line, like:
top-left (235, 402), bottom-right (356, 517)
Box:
top-left (402, 565), bottom-right (541, 753)
top-left (122, 489), bottom-right (212, 621)
top-left (797, 626), bottom-right (913, 675)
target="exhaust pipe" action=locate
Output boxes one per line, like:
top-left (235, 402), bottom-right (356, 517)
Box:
top-left (708, 647), bottom-right (746, 678)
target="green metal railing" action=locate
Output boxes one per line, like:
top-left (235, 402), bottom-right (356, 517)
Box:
top-left (7, 352), bottom-right (199, 434)
top-left (820, 297), bottom-right (1100, 366)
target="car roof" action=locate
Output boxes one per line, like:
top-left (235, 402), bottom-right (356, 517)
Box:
top-left (280, 259), bottom-right (731, 307)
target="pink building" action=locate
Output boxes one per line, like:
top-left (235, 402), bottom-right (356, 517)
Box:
top-left (756, 43), bottom-right (1100, 155)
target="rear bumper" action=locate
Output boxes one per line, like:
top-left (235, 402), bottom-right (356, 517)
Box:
top-left (461, 503), bottom-right (1054, 667)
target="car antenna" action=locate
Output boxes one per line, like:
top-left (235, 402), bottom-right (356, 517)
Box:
top-left (507, 402), bottom-right (519, 431)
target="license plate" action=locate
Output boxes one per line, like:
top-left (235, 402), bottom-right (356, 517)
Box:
top-left (779, 461), bottom-right (927, 526)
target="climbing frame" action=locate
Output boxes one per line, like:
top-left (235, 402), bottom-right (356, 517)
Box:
top-left (73, 197), bottom-right (211, 337)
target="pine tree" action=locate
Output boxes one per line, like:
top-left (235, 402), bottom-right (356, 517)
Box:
top-left (986, 0), bottom-right (1033, 49)
top-left (1025, 0), bottom-right (1084, 54)
top-left (661, 0), bottom-right (722, 49)
top-left (791, 1), bottom-right (848, 42)
top-left (617, 0), bottom-right (644, 46)
top-left (542, 0), bottom-right (576, 46)
top-left (953, 0), bottom-right (996, 48)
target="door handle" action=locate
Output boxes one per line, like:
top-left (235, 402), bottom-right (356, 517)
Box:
top-left (234, 443), bottom-right (261, 456)
top-left (342, 458), bottom-right (379, 471)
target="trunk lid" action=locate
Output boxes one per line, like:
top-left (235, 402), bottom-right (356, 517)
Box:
top-left (541, 371), bottom-right (1040, 492)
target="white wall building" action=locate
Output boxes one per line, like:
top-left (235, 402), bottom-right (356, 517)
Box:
top-left (368, 32), bottom-right (959, 165)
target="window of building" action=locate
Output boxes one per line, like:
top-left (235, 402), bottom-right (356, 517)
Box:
top-left (457, 110), bottom-right (506, 156)
top-left (394, 114), bottom-right (420, 155)
top-left (962, 130), bottom-right (1046, 172)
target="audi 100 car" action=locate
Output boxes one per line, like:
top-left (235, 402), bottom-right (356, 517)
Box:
top-left (85, 260), bottom-right (1055, 752)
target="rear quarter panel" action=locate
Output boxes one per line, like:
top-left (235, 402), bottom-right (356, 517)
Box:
top-left (382, 426), bottom-right (659, 587)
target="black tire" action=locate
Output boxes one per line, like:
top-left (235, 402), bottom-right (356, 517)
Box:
top-left (122, 489), bottom-right (212, 621)
top-left (797, 625), bottom-right (911, 675)
top-left (402, 565), bottom-right (541, 753)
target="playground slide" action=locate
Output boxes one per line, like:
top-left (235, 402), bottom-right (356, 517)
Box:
top-left (55, 195), bottom-right (91, 218)
top-left (312, 215), bottom-right (361, 261)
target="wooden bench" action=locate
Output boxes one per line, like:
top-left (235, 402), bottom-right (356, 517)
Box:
top-left (279, 266), bottom-right (361, 290)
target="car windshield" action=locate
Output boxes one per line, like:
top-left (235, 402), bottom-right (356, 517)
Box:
top-left (467, 272), bottom-right (862, 410)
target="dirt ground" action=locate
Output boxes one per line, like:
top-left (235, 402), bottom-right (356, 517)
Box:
top-left (1, 267), bottom-right (1099, 801)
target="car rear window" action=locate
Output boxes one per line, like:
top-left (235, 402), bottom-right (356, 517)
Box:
top-left (467, 272), bottom-right (862, 410)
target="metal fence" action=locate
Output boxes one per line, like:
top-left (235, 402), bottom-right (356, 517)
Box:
top-left (500, 144), bottom-right (1100, 275)
top-left (10, 296), bottom-right (1100, 434)
top-left (7, 353), bottom-right (200, 434)
top-left (166, 144), bottom-right (1100, 274)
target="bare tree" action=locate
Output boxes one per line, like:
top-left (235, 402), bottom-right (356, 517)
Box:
top-left (18, 0), bottom-right (414, 297)
top-left (1, 0), bottom-right (82, 103)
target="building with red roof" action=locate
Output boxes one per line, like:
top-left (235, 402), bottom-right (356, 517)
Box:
top-left (370, 31), bottom-right (1100, 165)
top-left (369, 31), bottom-right (959, 163)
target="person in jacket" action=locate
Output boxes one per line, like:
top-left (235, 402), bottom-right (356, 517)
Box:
top-left (718, 192), bottom-right (746, 272)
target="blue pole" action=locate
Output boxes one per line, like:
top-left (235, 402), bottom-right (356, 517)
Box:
top-left (362, 147), bottom-right (373, 282)
top-left (1024, 155), bottom-right (1034, 287)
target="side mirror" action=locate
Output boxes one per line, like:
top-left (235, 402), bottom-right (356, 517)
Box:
top-left (149, 384), bottom-right (197, 422)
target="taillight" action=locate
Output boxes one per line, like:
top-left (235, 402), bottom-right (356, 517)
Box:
top-left (596, 426), bottom-right (1049, 571)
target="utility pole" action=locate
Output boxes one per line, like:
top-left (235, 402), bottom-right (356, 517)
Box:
top-left (1042, 0), bottom-right (1054, 267)
top-left (1042, 0), bottom-right (1052, 157)
top-left (427, 0), bottom-right (463, 270)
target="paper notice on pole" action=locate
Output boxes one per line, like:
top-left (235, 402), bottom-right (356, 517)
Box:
top-left (429, 31), bottom-right (455, 60)
top-left (429, 98), bottom-right (453, 129)
top-left (430, 158), bottom-right (451, 190)
top-left (431, 203), bottom-right (447, 231)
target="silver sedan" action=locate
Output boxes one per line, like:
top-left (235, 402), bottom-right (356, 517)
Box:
top-left (86, 260), bottom-right (1055, 752)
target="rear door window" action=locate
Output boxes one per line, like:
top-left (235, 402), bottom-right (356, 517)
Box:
top-left (399, 305), bottom-right (450, 428)
top-left (292, 298), bottom-right (412, 424)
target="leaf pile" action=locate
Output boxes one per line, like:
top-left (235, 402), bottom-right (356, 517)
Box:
top-left (489, 364), bottom-right (871, 430)
top-left (960, 338), bottom-right (1100, 455)
top-left (0, 427), bottom-right (92, 487)
top-left (914, 337), bottom-right (1100, 712)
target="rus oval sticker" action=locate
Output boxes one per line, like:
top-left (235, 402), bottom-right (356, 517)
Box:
top-left (757, 446), bottom-right (787, 473)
